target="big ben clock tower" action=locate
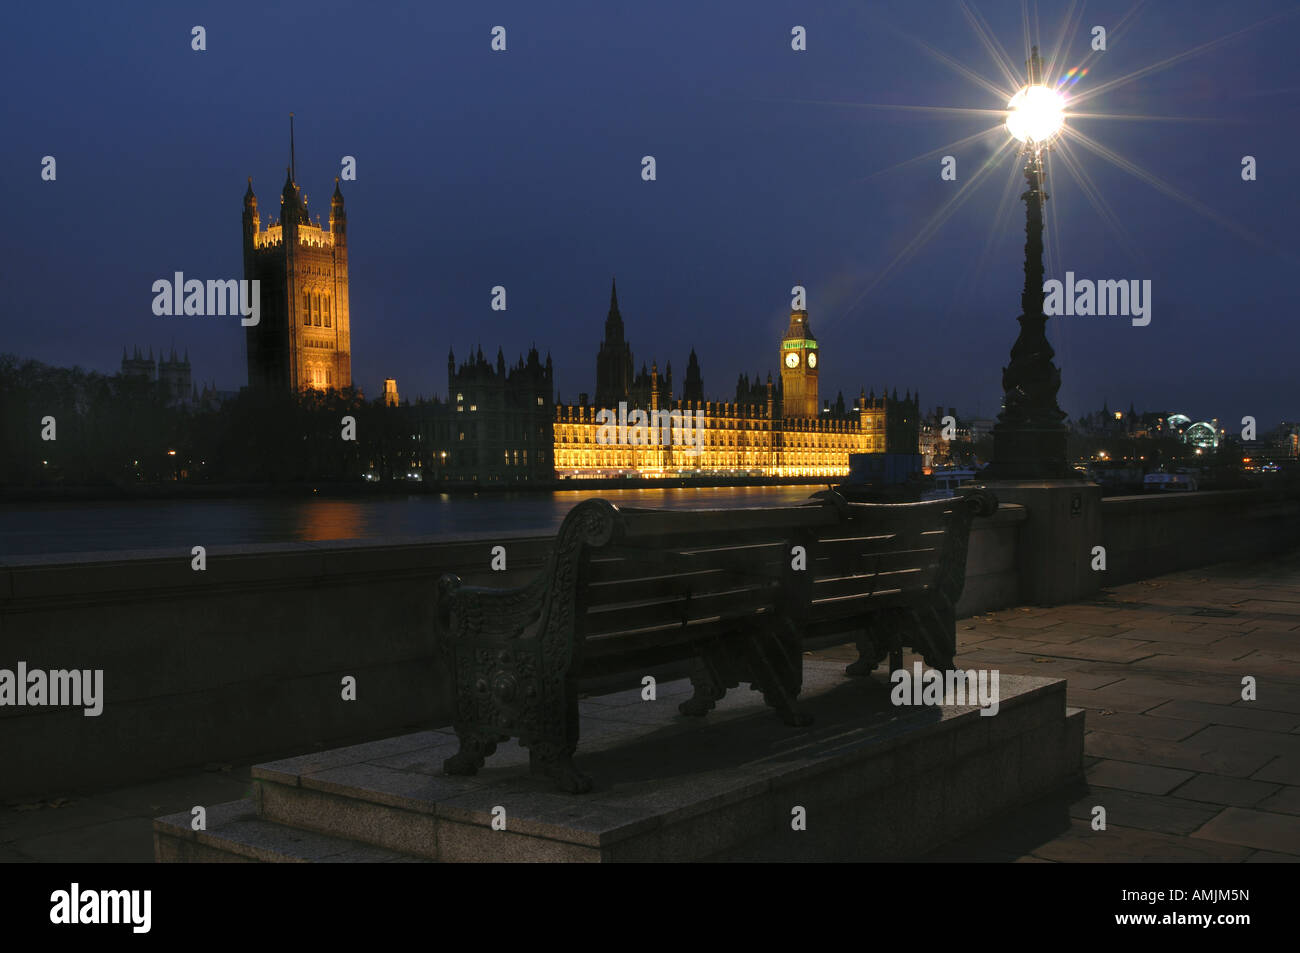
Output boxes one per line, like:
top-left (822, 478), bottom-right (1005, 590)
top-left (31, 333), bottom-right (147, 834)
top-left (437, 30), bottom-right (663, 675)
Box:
top-left (780, 309), bottom-right (819, 418)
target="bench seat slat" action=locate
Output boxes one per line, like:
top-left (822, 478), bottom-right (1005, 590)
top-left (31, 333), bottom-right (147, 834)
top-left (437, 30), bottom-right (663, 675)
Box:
top-left (581, 607), bottom-right (778, 660)
top-left (811, 566), bottom-right (937, 601)
top-left (585, 569), bottom-right (742, 606)
top-left (582, 585), bottom-right (777, 636)
top-left (591, 546), bottom-right (785, 581)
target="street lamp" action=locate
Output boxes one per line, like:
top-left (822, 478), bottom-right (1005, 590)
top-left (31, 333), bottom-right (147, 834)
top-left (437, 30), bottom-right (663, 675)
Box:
top-left (988, 46), bottom-right (1071, 480)
top-left (1005, 84), bottom-right (1064, 146)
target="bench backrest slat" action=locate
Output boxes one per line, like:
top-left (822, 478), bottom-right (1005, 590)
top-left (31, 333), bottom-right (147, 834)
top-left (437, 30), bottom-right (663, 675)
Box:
top-left (554, 494), bottom-right (988, 673)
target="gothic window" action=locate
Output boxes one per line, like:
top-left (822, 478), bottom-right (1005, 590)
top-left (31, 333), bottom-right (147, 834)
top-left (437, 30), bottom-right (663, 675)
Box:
top-left (324, 296), bottom-right (332, 328)
top-left (314, 293), bottom-right (323, 327)
top-left (302, 292), bottom-right (310, 326)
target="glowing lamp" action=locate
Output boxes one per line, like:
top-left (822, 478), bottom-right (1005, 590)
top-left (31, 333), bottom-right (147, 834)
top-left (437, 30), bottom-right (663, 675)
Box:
top-left (1006, 85), bottom-right (1064, 144)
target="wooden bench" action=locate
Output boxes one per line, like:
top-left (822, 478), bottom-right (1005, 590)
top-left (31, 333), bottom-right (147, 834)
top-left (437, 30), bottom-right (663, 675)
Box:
top-left (434, 489), bottom-right (996, 792)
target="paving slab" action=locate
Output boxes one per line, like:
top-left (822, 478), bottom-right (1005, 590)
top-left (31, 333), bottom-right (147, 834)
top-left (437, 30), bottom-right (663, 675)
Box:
top-left (1086, 729), bottom-right (1275, 778)
top-left (1081, 711), bottom-right (1202, 741)
top-left (1068, 788), bottom-right (1221, 836)
top-left (1191, 807), bottom-right (1300, 855)
top-left (1148, 699), bottom-right (1300, 733)
top-left (1253, 756), bottom-right (1300, 785)
top-left (1030, 819), bottom-right (1253, 863)
top-left (1255, 784), bottom-right (1300, 815)
top-left (1086, 759), bottom-right (1195, 796)
top-left (1168, 773), bottom-right (1281, 808)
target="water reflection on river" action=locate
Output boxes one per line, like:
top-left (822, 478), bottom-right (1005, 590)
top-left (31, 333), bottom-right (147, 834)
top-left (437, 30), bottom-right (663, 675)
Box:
top-left (0, 485), bottom-right (825, 558)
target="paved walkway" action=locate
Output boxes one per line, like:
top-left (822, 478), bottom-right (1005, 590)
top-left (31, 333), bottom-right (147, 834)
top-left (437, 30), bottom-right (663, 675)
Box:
top-left (923, 550), bottom-right (1300, 861)
top-left (3, 550), bottom-right (1298, 862)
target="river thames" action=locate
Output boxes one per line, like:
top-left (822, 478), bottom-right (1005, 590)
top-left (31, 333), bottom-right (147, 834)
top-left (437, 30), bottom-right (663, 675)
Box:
top-left (0, 485), bottom-right (824, 558)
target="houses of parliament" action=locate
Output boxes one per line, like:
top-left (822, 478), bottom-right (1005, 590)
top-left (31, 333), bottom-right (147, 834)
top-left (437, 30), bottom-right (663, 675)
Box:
top-left (233, 137), bottom-right (914, 481)
top-left (424, 281), bottom-right (918, 482)
top-left (549, 281), bottom-right (918, 479)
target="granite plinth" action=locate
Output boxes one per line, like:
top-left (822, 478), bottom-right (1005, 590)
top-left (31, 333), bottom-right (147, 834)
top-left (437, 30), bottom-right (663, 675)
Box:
top-left (155, 660), bottom-right (1083, 861)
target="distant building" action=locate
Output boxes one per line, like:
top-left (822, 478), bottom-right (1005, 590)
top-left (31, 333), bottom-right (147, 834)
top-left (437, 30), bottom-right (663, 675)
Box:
top-left (421, 345), bottom-right (555, 482)
top-left (242, 121), bottom-right (352, 393)
top-left (919, 406), bottom-right (969, 468)
top-left (121, 345), bottom-right (156, 380)
top-left (551, 284), bottom-right (918, 478)
top-left (1074, 400), bottom-right (1140, 438)
top-left (158, 348), bottom-right (192, 405)
top-left (120, 345), bottom-right (192, 406)
top-left (383, 378), bottom-right (399, 407)
top-left (1277, 422), bottom-right (1300, 458)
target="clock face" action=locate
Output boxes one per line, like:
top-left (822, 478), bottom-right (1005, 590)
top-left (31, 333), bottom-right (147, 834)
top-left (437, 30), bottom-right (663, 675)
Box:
top-left (785, 351), bottom-right (799, 368)
top-left (807, 352), bottom-right (817, 368)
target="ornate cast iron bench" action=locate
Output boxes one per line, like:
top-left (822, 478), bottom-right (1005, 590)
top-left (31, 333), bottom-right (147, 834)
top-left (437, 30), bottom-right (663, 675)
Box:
top-left (802, 488), bottom-right (998, 676)
top-left (435, 489), bottom-right (996, 792)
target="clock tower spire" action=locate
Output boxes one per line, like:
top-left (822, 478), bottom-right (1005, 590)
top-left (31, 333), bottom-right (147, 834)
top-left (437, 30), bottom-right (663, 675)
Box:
top-left (780, 308), bottom-right (818, 419)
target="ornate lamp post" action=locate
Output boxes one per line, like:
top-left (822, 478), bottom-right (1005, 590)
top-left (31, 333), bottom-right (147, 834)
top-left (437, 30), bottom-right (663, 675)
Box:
top-left (988, 46), bottom-right (1071, 479)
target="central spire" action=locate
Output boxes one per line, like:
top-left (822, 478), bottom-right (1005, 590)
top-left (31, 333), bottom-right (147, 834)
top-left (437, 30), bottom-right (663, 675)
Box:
top-left (605, 277), bottom-right (623, 335)
top-left (289, 112), bottom-right (296, 183)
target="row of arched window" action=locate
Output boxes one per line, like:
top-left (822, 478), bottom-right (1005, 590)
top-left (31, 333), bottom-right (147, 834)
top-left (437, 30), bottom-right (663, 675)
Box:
top-left (302, 292), bottom-right (333, 328)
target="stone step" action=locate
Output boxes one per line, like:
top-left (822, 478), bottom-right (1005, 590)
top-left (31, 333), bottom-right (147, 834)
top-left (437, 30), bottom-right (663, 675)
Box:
top-left (153, 798), bottom-right (429, 862)
top-left (180, 663), bottom-right (1086, 862)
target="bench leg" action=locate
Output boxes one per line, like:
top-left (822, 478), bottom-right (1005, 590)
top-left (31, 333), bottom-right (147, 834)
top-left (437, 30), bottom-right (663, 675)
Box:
top-left (916, 601), bottom-right (958, 671)
top-left (521, 683), bottom-right (592, 793)
top-left (444, 732), bottom-right (501, 777)
top-left (526, 741), bottom-right (591, 794)
top-left (749, 619), bottom-right (813, 727)
top-left (846, 613), bottom-right (892, 677)
top-left (680, 656), bottom-right (731, 717)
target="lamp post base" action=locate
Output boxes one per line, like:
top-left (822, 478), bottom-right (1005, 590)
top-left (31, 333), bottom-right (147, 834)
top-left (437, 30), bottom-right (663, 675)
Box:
top-left (985, 424), bottom-right (1071, 481)
top-left (975, 478), bottom-right (1102, 606)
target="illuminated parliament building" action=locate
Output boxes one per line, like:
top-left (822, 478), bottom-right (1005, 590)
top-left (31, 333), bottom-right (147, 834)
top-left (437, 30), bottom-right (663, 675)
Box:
top-left (242, 132), bottom-right (352, 393)
top-left (551, 282), bottom-right (918, 479)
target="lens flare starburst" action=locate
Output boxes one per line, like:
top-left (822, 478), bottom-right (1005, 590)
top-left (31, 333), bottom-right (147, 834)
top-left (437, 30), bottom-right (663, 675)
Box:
top-left (774, 0), bottom-right (1299, 332)
top-left (1005, 84), bottom-right (1065, 144)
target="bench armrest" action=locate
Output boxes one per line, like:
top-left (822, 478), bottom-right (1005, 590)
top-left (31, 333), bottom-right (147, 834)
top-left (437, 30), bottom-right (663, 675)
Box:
top-left (956, 486), bottom-right (999, 518)
top-left (435, 571), bottom-right (549, 646)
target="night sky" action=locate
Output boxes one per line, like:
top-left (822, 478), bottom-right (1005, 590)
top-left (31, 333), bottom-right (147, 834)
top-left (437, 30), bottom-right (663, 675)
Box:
top-left (2, 1), bottom-right (1297, 426)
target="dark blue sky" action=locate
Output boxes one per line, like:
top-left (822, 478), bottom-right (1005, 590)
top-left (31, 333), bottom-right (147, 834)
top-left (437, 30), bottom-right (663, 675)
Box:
top-left (2, 0), bottom-right (1297, 425)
